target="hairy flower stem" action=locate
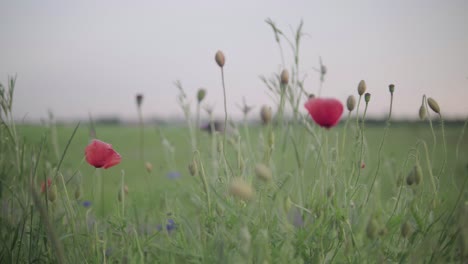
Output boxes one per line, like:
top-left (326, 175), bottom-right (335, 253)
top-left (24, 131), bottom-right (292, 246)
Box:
top-left (341, 111), bottom-right (352, 157)
top-left (196, 102), bottom-right (201, 149)
top-left (137, 106), bottom-right (144, 161)
top-left (220, 68), bottom-right (233, 176)
top-left (195, 150), bottom-right (211, 215)
top-left (437, 113), bottom-right (447, 179)
top-left (121, 170), bottom-right (126, 217)
top-left (352, 101), bottom-right (369, 191)
top-left (365, 92), bottom-right (393, 204)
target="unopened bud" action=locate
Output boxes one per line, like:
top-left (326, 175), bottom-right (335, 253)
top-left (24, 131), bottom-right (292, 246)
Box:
top-left (427, 97), bottom-right (440, 114)
top-left (401, 221), bottom-right (412, 238)
top-left (197, 89), bottom-right (206, 103)
top-left (358, 80), bottom-right (367, 95)
top-left (260, 105), bottom-right (272, 125)
top-left (188, 159), bottom-right (198, 176)
top-left (229, 178), bottom-right (254, 201)
top-left (145, 162), bottom-right (153, 173)
top-left (419, 104), bottom-right (427, 120)
top-left (389, 84), bottom-right (395, 93)
top-left (364, 93), bottom-right (371, 103)
top-left (280, 69), bottom-right (289, 85)
top-left (48, 185), bottom-right (57, 202)
top-left (366, 218), bottom-right (378, 239)
top-left (346, 95), bottom-right (356, 112)
top-left (136, 94), bottom-right (143, 107)
top-left (255, 163), bottom-right (272, 182)
top-left (215, 50), bottom-right (225, 68)
top-left (406, 170), bottom-right (415, 186)
top-left (414, 163), bottom-right (422, 185)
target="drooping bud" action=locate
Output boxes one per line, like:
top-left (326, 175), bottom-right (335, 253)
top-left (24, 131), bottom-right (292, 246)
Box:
top-left (364, 93), bottom-right (371, 103)
top-left (136, 94), bottom-right (143, 107)
top-left (427, 97), bottom-right (440, 114)
top-left (117, 185), bottom-right (129, 202)
top-left (346, 95), bottom-right (356, 112)
top-left (255, 163), bottom-right (272, 182)
top-left (197, 88), bottom-right (206, 103)
top-left (280, 69), bottom-right (289, 85)
top-left (145, 162), bottom-right (153, 173)
top-left (188, 159), bottom-right (198, 176)
top-left (388, 84), bottom-right (395, 93)
top-left (229, 178), bottom-right (254, 201)
top-left (414, 163), bottom-right (422, 185)
top-left (260, 105), bottom-right (272, 125)
top-left (406, 170), bottom-right (415, 186)
top-left (419, 104), bottom-right (427, 120)
top-left (401, 221), bottom-right (412, 238)
top-left (358, 80), bottom-right (367, 96)
top-left (215, 50), bottom-right (225, 68)
top-left (48, 185), bottom-right (57, 202)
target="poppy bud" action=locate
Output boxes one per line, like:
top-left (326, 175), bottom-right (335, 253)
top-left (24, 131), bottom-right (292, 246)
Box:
top-left (136, 94), bottom-right (143, 107)
top-left (215, 50), bottom-right (225, 68)
top-left (406, 170), bottom-right (415, 186)
top-left (48, 185), bottom-right (57, 202)
top-left (280, 69), bottom-right (289, 85)
top-left (358, 80), bottom-right (367, 96)
top-left (401, 221), bottom-right (411, 238)
top-left (414, 163), bottom-right (422, 185)
top-left (419, 104), bottom-right (427, 120)
top-left (197, 88), bottom-right (206, 103)
top-left (389, 84), bottom-right (395, 93)
top-left (188, 159), bottom-right (198, 176)
top-left (427, 97), bottom-right (440, 114)
top-left (364, 93), bottom-right (371, 103)
top-left (117, 185), bottom-right (129, 202)
top-left (255, 163), bottom-right (272, 182)
top-left (346, 95), bottom-right (356, 112)
top-left (144, 162), bottom-right (153, 173)
top-left (229, 178), bottom-right (254, 201)
top-left (260, 105), bottom-right (272, 125)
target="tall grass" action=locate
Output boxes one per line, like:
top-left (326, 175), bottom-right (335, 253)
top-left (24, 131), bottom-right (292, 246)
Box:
top-left (1, 20), bottom-right (468, 263)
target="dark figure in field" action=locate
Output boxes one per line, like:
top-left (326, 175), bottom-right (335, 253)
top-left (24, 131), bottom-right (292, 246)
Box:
top-left (200, 120), bottom-right (224, 134)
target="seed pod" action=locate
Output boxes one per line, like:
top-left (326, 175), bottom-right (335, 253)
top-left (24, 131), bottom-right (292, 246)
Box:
top-left (145, 162), bottom-right (153, 173)
top-left (414, 163), bottom-right (422, 185)
top-left (260, 105), bottom-right (272, 125)
top-left (364, 93), bottom-right (371, 103)
top-left (255, 163), bottom-right (272, 182)
top-left (229, 178), bottom-right (254, 201)
top-left (136, 94), bottom-right (143, 107)
top-left (427, 97), bottom-right (440, 114)
top-left (280, 69), bottom-right (289, 85)
top-left (388, 84), bottom-right (395, 93)
top-left (346, 95), bottom-right (356, 112)
top-left (188, 159), bottom-right (198, 176)
top-left (215, 50), bottom-right (225, 68)
top-left (401, 221), bottom-right (411, 238)
top-left (197, 88), bottom-right (206, 103)
top-left (48, 185), bottom-right (57, 202)
top-left (419, 104), bottom-right (427, 120)
top-left (358, 80), bottom-right (367, 95)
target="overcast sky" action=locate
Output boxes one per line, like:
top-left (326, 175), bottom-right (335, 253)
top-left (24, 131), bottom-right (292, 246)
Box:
top-left (1, 0), bottom-right (467, 122)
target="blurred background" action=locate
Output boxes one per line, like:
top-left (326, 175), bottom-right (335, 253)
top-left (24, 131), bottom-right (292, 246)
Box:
top-left (1, 0), bottom-right (467, 123)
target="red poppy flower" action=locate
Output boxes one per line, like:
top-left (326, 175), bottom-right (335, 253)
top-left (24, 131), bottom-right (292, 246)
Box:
top-left (85, 139), bottom-right (121, 169)
top-left (304, 98), bottom-right (343, 129)
top-left (41, 178), bottom-right (52, 193)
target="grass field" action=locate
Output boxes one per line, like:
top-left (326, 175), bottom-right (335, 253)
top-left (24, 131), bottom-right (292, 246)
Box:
top-left (2, 119), bottom-right (467, 263)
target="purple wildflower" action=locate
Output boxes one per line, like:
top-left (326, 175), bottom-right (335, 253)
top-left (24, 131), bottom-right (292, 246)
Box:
top-left (166, 171), bottom-right (181, 180)
top-left (157, 219), bottom-right (176, 233)
top-left (82, 200), bottom-right (92, 208)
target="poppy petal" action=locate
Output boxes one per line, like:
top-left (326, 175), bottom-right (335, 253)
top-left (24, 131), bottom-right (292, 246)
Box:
top-left (304, 98), bottom-right (343, 128)
top-left (85, 139), bottom-right (121, 169)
